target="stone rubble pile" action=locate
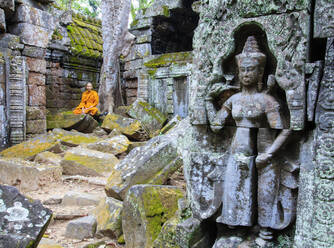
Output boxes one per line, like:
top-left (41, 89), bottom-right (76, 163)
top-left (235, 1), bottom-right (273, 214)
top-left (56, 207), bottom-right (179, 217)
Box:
top-left (0, 100), bottom-right (200, 248)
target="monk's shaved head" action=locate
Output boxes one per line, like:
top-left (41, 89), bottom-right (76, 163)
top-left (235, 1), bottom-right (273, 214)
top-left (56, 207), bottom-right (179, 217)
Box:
top-left (86, 83), bottom-right (93, 91)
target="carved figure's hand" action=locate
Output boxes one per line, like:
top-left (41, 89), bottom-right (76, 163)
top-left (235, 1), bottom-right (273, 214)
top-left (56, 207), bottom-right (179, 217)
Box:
top-left (256, 153), bottom-right (273, 169)
top-left (81, 108), bottom-right (85, 114)
top-left (210, 125), bottom-right (222, 133)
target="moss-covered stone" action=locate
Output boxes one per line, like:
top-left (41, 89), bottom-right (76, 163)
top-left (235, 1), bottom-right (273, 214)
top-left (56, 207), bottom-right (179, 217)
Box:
top-left (92, 197), bottom-right (123, 238)
top-left (101, 113), bottom-right (149, 141)
top-left (34, 151), bottom-right (62, 166)
top-left (0, 157), bottom-right (62, 191)
top-left (61, 146), bottom-right (119, 176)
top-left (143, 52), bottom-right (192, 68)
top-left (127, 100), bottom-right (168, 138)
top-left (47, 112), bottom-right (98, 133)
top-left (67, 12), bottom-right (103, 59)
top-left (0, 134), bottom-right (60, 160)
top-left (105, 135), bottom-right (182, 200)
top-left (52, 128), bottom-right (101, 147)
top-left (122, 185), bottom-right (185, 248)
top-left (87, 135), bottom-right (131, 155)
top-left (46, 111), bottom-right (85, 129)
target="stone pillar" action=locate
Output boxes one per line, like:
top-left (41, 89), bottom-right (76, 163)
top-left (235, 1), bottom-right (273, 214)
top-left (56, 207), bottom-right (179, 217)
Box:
top-left (8, 3), bottom-right (55, 138)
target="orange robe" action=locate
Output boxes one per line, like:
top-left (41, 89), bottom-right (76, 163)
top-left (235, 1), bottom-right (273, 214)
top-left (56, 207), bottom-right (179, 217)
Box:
top-left (73, 90), bottom-right (99, 115)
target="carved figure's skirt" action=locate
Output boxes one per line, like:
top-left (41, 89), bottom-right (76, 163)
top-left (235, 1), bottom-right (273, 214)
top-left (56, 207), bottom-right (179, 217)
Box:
top-left (218, 153), bottom-right (256, 226)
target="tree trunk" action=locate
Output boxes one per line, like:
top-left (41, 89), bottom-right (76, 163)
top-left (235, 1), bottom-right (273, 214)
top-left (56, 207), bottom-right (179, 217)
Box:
top-left (99, 0), bottom-right (131, 113)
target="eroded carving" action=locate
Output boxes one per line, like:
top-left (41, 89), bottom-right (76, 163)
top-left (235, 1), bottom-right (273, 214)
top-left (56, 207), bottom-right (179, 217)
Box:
top-left (206, 36), bottom-right (297, 244)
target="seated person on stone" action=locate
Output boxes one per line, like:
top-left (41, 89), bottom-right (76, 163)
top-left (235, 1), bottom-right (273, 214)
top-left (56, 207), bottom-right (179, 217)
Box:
top-left (73, 83), bottom-right (99, 116)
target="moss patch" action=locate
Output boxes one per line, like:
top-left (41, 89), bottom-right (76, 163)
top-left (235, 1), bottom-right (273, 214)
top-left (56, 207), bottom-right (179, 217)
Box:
top-left (67, 12), bottom-right (103, 59)
top-left (144, 52), bottom-right (192, 68)
top-left (140, 187), bottom-right (184, 244)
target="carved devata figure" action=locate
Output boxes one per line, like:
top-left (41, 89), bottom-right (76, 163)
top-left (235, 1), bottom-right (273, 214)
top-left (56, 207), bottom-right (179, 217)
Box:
top-left (207, 36), bottom-right (298, 243)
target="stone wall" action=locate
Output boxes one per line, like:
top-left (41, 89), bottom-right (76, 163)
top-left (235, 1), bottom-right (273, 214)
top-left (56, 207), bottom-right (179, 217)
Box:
top-left (122, 0), bottom-right (198, 117)
top-left (184, 0), bottom-right (334, 247)
top-left (0, 0), bottom-right (103, 146)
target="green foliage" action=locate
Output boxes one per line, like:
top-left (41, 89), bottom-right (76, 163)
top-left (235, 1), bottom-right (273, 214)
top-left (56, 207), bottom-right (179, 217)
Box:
top-left (130, 0), bottom-right (154, 22)
top-left (55, 0), bottom-right (101, 18)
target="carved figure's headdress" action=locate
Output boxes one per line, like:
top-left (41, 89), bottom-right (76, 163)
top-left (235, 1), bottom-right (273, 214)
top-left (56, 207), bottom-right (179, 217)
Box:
top-left (236, 36), bottom-right (267, 91)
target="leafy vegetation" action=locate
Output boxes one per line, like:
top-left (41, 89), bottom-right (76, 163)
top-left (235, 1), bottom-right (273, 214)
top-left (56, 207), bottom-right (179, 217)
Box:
top-left (55, 0), bottom-right (101, 18)
top-left (130, 0), bottom-right (154, 22)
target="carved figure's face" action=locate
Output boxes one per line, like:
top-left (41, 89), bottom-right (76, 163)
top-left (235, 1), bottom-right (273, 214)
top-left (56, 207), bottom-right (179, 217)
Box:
top-left (86, 83), bottom-right (93, 91)
top-left (239, 58), bottom-right (260, 87)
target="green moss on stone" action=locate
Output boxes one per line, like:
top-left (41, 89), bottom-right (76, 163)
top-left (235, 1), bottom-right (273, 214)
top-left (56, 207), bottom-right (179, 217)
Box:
top-left (144, 52), bottom-right (192, 68)
top-left (140, 187), bottom-right (184, 243)
top-left (162, 6), bottom-right (170, 17)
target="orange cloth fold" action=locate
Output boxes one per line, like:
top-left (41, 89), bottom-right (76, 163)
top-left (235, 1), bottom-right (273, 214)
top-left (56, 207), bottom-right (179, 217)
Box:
top-left (73, 90), bottom-right (99, 115)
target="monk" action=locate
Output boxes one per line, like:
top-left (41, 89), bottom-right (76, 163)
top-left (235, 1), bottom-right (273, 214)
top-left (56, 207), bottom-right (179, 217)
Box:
top-left (73, 83), bottom-right (99, 116)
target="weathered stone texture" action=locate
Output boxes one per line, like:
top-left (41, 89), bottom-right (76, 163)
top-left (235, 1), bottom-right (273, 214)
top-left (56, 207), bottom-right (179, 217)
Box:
top-left (92, 197), bottom-right (123, 239)
top-left (122, 185), bottom-right (184, 248)
top-left (14, 4), bottom-right (55, 29)
top-left (65, 216), bottom-right (97, 240)
top-left (0, 158), bottom-right (62, 191)
top-left (61, 146), bottom-right (119, 176)
top-left (0, 8), bottom-right (5, 33)
top-left (9, 23), bottom-right (52, 48)
top-left (0, 185), bottom-right (52, 247)
top-left (295, 38), bottom-right (334, 248)
top-left (314, 0), bottom-right (334, 38)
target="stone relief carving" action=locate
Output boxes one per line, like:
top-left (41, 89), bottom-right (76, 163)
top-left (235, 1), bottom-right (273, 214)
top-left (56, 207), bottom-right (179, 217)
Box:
top-left (204, 36), bottom-right (299, 244)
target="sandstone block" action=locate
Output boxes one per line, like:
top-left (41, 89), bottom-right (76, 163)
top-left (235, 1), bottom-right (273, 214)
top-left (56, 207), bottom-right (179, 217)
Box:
top-left (34, 151), bottom-right (62, 166)
top-left (86, 135), bottom-right (131, 155)
top-left (15, 4), bottom-right (55, 29)
top-left (22, 45), bottom-right (46, 58)
top-left (52, 128), bottom-right (101, 147)
top-left (0, 133), bottom-right (61, 159)
top-left (127, 99), bottom-right (167, 137)
top-left (0, 158), bottom-right (62, 191)
top-left (101, 113), bottom-right (149, 141)
top-left (28, 84), bottom-right (46, 106)
top-left (62, 191), bottom-right (102, 206)
top-left (65, 216), bottom-right (97, 240)
top-left (9, 23), bottom-right (51, 48)
top-left (26, 106), bottom-right (46, 120)
top-left (47, 113), bottom-right (99, 133)
top-left (26, 119), bottom-right (47, 134)
top-left (122, 185), bottom-right (184, 248)
top-left (105, 135), bottom-right (182, 200)
top-left (0, 185), bottom-right (53, 247)
top-left (26, 57), bottom-right (47, 74)
top-left (61, 146), bottom-right (119, 176)
top-left (28, 72), bottom-right (45, 86)
top-left (92, 197), bottom-right (123, 238)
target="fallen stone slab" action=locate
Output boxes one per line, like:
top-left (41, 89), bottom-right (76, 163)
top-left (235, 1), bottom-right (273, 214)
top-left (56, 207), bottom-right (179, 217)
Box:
top-left (62, 191), bottom-right (102, 206)
top-left (101, 113), bottom-right (149, 141)
top-left (47, 112), bottom-right (98, 133)
top-left (92, 197), bottom-right (123, 239)
top-left (105, 135), bottom-right (182, 200)
top-left (0, 185), bottom-right (53, 247)
top-left (86, 135), bottom-right (131, 155)
top-left (61, 147), bottom-right (119, 176)
top-left (127, 100), bottom-right (168, 137)
top-left (65, 215), bottom-right (97, 240)
top-left (0, 133), bottom-right (61, 160)
top-left (0, 158), bottom-right (62, 191)
top-left (38, 238), bottom-right (64, 248)
top-left (160, 115), bottom-right (181, 134)
top-left (52, 128), bottom-right (101, 147)
top-left (34, 151), bottom-right (62, 166)
top-left (153, 199), bottom-right (211, 248)
top-left (122, 185), bottom-right (184, 248)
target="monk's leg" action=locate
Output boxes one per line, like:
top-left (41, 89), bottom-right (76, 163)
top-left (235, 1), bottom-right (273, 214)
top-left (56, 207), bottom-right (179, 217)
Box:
top-left (86, 107), bottom-right (99, 116)
top-left (73, 108), bottom-right (83, 114)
